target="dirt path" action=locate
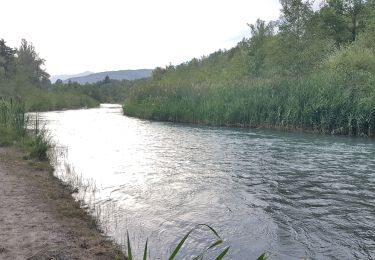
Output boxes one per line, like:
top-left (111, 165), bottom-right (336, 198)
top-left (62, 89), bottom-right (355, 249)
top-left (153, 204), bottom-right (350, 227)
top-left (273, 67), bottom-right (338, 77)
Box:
top-left (0, 147), bottom-right (125, 260)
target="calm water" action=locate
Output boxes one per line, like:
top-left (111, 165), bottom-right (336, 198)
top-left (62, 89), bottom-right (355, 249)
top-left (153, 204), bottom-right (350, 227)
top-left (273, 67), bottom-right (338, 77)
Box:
top-left (39, 104), bottom-right (375, 259)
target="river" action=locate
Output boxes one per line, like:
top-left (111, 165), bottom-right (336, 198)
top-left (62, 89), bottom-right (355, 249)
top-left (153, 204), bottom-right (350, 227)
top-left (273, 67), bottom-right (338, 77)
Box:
top-left (38, 104), bottom-right (375, 259)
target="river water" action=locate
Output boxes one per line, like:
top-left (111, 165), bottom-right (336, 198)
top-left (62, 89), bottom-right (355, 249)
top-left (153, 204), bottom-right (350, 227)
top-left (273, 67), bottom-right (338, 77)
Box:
top-left (39, 104), bottom-right (375, 259)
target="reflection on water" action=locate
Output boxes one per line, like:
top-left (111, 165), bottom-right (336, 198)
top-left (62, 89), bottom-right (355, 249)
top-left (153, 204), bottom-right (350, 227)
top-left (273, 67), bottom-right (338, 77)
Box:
top-left (39, 104), bottom-right (375, 259)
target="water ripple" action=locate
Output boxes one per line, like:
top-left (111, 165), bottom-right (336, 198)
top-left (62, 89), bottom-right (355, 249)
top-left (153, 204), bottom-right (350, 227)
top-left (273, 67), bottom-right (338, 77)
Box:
top-left (40, 105), bottom-right (375, 259)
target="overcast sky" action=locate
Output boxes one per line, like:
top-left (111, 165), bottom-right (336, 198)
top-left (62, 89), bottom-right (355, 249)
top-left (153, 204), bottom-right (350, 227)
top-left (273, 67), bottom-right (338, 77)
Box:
top-left (1, 0), bottom-right (281, 76)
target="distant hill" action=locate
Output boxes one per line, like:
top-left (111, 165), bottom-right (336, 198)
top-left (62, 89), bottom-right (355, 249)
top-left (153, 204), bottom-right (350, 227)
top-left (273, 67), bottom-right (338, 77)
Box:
top-left (50, 71), bottom-right (93, 84)
top-left (62, 69), bottom-right (153, 84)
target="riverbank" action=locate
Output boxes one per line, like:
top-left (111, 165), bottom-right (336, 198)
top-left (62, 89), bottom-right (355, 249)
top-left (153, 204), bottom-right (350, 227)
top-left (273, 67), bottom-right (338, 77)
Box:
top-left (123, 69), bottom-right (375, 138)
top-left (0, 146), bottom-right (126, 260)
top-left (122, 4), bottom-right (375, 138)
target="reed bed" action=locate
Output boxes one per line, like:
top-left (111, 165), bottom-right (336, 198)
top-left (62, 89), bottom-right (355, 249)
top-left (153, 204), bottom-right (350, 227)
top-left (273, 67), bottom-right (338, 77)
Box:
top-left (0, 98), bottom-right (50, 159)
top-left (124, 40), bottom-right (375, 137)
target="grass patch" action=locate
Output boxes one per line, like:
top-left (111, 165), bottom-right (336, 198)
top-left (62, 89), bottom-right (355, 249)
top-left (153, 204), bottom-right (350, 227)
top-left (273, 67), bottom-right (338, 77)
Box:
top-left (0, 98), bottom-right (51, 160)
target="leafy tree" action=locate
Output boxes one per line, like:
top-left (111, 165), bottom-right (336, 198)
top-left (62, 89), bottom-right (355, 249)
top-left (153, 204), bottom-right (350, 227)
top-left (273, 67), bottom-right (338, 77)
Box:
top-left (104, 75), bottom-right (111, 84)
top-left (0, 39), bottom-right (16, 78)
top-left (152, 67), bottom-right (167, 80)
top-left (362, 0), bottom-right (375, 37)
top-left (343, 0), bottom-right (366, 41)
top-left (247, 19), bottom-right (274, 76)
top-left (55, 79), bottom-right (63, 85)
top-left (17, 39), bottom-right (50, 86)
top-left (320, 0), bottom-right (367, 44)
top-left (279, 0), bottom-right (314, 37)
top-left (271, 0), bottom-right (321, 76)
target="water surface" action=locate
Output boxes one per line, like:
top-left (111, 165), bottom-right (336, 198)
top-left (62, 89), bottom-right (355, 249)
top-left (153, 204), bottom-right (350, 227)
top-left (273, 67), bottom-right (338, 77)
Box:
top-left (40, 104), bottom-right (375, 259)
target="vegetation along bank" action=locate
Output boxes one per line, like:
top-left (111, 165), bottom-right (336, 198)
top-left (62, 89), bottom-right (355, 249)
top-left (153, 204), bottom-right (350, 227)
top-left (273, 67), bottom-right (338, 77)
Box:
top-left (123, 0), bottom-right (375, 137)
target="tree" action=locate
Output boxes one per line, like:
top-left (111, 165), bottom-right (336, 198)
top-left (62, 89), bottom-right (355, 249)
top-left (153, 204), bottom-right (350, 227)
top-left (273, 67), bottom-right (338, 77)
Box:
top-left (152, 67), bottom-right (167, 80)
top-left (0, 39), bottom-right (16, 78)
top-left (279, 0), bottom-right (314, 37)
top-left (320, 0), bottom-right (367, 44)
top-left (16, 39), bottom-right (50, 86)
top-left (363, 0), bottom-right (375, 38)
top-left (103, 75), bottom-right (110, 84)
top-left (55, 79), bottom-right (63, 85)
top-left (344, 0), bottom-right (366, 41)
top-left (273, 0), bottom-right (324, 76)
top-left (246, 19), bottom-right (274, 76)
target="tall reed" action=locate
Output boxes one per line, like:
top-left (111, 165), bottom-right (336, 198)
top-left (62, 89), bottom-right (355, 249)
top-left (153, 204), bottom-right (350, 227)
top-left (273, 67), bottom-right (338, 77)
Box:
top-left (0, 97), bottom-right (27, 141)
top-left (123, 64), bottom-right (375, 137)
top-left (0, 97), bottom-right (50, 159)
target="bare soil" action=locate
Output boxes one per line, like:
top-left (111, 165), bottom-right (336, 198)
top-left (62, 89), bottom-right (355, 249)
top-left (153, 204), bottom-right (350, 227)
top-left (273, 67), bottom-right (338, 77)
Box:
top-left (0, 146), bottom-right (126, 260)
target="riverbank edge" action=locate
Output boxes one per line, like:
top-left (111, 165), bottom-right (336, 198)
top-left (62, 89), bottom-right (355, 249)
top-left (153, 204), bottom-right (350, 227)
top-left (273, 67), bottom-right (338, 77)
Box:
top-left (0, 144), bottom-right (127, 259)
top-left (122, 109), bottom-right (373, 138)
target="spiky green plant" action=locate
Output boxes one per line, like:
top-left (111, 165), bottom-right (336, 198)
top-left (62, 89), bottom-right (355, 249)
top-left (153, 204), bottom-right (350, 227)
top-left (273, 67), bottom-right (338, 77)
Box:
top-left (125, 225), bottom-right (270, 259)
top-left (0, 98), bottom-right (51, 160)
top-left (126, 224), bottom-right (230, 260)
top-left (0, 98), bottom-right (27, 143)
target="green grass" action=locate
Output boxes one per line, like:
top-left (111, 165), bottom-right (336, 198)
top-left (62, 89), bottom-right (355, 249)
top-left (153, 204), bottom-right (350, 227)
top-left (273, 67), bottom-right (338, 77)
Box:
top-left (0, 78), bottom-right (100, 113)
top-left (0, 98), bottom-right (50, 160)
top-left (23, 86), bottom-right (100, 112)
top-left (0, 98), bottom-right (27, 144)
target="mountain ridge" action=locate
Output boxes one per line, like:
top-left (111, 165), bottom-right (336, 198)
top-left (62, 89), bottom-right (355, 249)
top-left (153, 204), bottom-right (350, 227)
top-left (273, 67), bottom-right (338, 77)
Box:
top-left (50, 71), bottom-right (93, 83)
top-left (61, 69), bottom-right (153, 84)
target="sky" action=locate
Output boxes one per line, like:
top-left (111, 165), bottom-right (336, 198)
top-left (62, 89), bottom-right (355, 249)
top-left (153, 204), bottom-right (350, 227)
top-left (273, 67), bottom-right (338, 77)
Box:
top-left (1, 0), bottom-right (281, 76)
